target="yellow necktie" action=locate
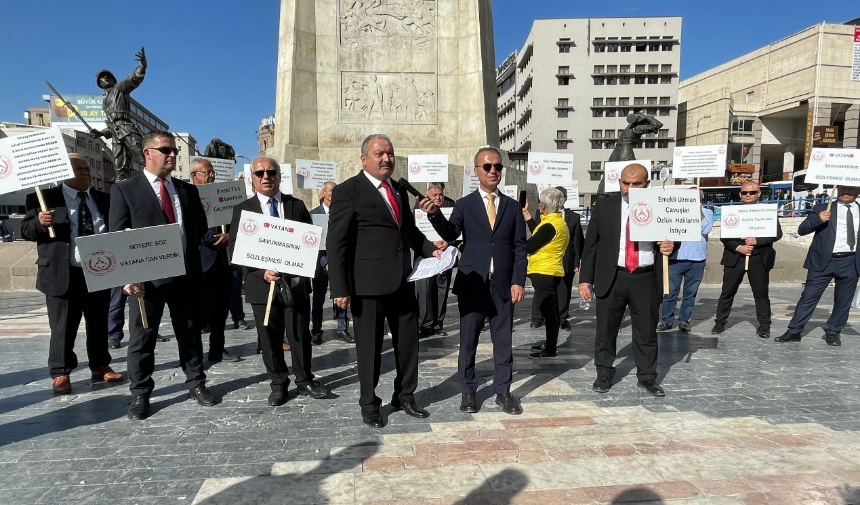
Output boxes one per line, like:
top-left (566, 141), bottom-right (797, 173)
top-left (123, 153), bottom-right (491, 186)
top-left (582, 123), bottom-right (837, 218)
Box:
top-left (486, 193), bottom-right (496, 229)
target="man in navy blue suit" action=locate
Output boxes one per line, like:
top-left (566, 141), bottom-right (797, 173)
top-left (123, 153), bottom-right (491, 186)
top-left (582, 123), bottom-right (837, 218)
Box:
top-left (422, 147), bottom-right (528, 415)
top-left (776, 185), bottom-right (860, 347)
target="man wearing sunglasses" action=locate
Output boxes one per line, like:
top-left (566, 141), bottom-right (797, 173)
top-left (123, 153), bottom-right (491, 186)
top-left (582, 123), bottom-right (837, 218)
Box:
top-left (421, 147), bottom-right (528, 415)
top-left (712, 181), bottom-right (782, 338)
top-left (110, 131), bottom-right (215, 420)
top-left (228, 157), bottom-right (328, 407)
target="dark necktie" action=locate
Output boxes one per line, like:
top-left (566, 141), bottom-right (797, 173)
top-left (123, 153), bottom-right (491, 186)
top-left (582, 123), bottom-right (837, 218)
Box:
top-left (380, 180), bottom-right (401, 225)
top-left (157, 177), bottom-right (176, 224)
top-left (268, 197), bottom-right (279, 218)
top-left (847, 204), bottom-right (855, 252)
top-left (77, 192), bottom-right (94, 237)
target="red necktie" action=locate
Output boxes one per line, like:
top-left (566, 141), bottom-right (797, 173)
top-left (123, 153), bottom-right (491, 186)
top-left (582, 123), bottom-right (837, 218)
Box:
top-left (158, 177), bottom-right (176, 224)
top-left (380, 180), bottom-right (401, 226)
top-left (625, 217), bottom-right (638, 272)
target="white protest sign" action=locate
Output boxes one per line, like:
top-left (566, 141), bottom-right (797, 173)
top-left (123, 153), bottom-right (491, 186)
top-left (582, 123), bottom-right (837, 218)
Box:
top-left (415, 207), bottom-right (454, 242)
top-left (537, 181), bottom-right (580, 209)
top-left (311, 213), bottom-right (329, 251)
top-left (502, 185), bottom-right (518, 199)
top-left (75, 224), bottom-right (186, 292)
top-left (527, 152), bottom-right (574, 185)
top-left (0, 128), bottom-right (75, 195)
top-left (627, 188), bottom-right (701, 241)
top-left (243, 164), bottom-right (254, 197)
top-left (672, 145), bottom-right (727, 178)
top-left (719, 204), bottom-right (779, 239)
top-left (244, 162), bottom-right (293, 195)
top-left (462, 164), bottom-right (478, 197)
top-left (806, 148), bottom-right (860, 185)
top-left (296, 159), bottom-right (337, 190)
top-left (195, 180), bottom-right (246, 227)
top-left (603, 160), bottom-right (652, 193)
top-left (407, 154), bottom-right (448, 183)
top-left (190, 156), bottom-right (235, 182)
top-left (231, 210), bottom-right (321, 277)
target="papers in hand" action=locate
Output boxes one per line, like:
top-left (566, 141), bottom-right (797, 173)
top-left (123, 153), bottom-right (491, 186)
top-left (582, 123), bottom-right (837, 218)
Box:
top-left (408, 246), bottom-right (458, 282)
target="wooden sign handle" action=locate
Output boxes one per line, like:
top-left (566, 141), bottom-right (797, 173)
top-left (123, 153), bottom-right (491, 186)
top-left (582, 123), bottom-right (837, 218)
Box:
top-left (138, 296), bottom-right (149, 329)
top-left (744, 255), bottom-right (750, 271)
top-left (34, 187), bottom-right (56, 238)
top-left (263, 280), bottom-right (276, 326)
top-left (662, 255), bottom-right (670, 295)
top-left (221, 224), bottom-right (227, 234)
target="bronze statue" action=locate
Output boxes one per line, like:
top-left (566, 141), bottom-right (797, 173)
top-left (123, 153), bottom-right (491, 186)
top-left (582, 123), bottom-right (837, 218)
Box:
top-left (609, 112), bottom-right (663, 162)
top-left (90, 47), bottom-right (147, 182)
top-left (203, 138), bottom-right (236, 160)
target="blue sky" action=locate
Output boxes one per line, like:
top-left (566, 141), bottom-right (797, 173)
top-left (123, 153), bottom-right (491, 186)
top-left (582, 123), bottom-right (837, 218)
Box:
top-left (0, 1), bottom-right (857, 172)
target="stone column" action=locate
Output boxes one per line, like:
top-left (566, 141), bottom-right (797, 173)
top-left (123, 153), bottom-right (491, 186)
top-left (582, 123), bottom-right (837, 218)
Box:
top-left (844, 104), bottom-right (860, 149)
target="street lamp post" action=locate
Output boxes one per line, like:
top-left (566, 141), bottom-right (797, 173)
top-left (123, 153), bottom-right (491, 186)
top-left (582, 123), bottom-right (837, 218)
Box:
top-left (695, 115), bottom-right (712, 146)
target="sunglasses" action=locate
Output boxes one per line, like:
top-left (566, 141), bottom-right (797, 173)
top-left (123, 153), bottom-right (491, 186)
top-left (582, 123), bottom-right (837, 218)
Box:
top-left (147, 146), bottom-right (180, 155)
top-left (252, 169), bottom-right (280, 178)
top-left (740, 191), bottom-right (759, 196)
top-left (480, 163), bottom-right (504, 172)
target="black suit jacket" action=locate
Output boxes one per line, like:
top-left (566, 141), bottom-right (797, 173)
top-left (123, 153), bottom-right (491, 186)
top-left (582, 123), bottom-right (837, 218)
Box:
top-left (327, 172), bottom-right (436, 298)
top-left (20, 185), bottom-right (110, 296)
top-left (799, 201), bottom-right (860, 275)
top-left (430, 190), bottom-right (527, 300)
top-left (228, 193), bottom-right (313, 304)
top-left (719, 204), bottom-right (782, 270)
top-left (109, 173), bottom-right (207, 285)
top-left (579, 193), bottom-right (678, 298)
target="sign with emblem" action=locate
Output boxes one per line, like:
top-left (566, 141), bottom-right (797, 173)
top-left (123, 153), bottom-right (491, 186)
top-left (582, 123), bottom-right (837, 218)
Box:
top-left (526, 152), bottom-right (574, 185)
top-left (806, 148), bottom-right (860, 185)
top-left (231, 210), bottom-right (322, 277)
top-left (414, 207), bottom-right (455, 242)
top-left (75, 224), bottom-right (186, 292)
top-left (537, 181), bottom-right (580, 209)
top-left (0, 127), bottom-right (75, 196)
top-left (295, 159), bottom-right (337, 190)
top-left (627, 188), bottom-right (701, 241)
top-left (719, 204), bottom-right (778, 239)
top-left (406, 154), bottom-right (448, 183)
top-left (672, 145), bottom-right (727, 178)
top-left (195, 180), bottom-right (246, 227)
top-left (189, 156), bottom-right (235, 183)
top-left (603, 160), bottom-right (652, 193)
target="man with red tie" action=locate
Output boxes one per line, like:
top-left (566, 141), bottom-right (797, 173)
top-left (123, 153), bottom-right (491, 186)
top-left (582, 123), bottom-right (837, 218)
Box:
top-left (578, 163), bottom-right (676, 397)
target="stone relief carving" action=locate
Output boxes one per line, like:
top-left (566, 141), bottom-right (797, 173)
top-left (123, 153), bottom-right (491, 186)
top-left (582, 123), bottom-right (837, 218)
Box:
top-left (340, 0), bottom-right (436, 49)
top-left (340, 72), bottom-right (437, 124)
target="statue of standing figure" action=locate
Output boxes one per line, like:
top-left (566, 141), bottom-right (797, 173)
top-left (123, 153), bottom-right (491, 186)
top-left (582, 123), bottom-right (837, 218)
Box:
top-left (89, 47), bottom-right (147, 182)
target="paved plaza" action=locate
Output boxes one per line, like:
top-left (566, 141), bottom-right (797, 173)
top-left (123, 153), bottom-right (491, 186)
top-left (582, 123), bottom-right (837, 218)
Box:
top-left (1, 284), bottom-right (860, 504)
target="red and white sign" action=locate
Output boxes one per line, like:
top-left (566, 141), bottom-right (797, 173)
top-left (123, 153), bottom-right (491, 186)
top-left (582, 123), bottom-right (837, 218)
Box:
top-left (230, 210), bottom-right (321, 277)
top-left (673, 145), bottom-right (727, 178)
top-left (853, 27), bottom-right (860, 82)
top-left (628, 188), bottom-right (701, 241)
top-left (295, 159), bottom-right (337, 190)
top-left (537, 180), bottom-right (580, 209)
top-left (603, 160), bottom-right (652, 193)
top-left (527, 151), bottom-right (573, 185)
top-left (189, 156), bottom-right (235, 183)
top-left (0, 128), bottom-right (75, 196)
top-left (807, 148), bottom-right (860, 185)
top-left (195, 180), bottom-right (246, 227)
top-left (719, 204), bottom-right (779, 239)
top-left (406, 154), bottom-right (448, 183)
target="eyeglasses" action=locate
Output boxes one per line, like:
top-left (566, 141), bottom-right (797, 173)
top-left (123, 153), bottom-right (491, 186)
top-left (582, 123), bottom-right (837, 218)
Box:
top-left (480, 163), bottom-right (504, 172)
top-left (252, 169), bottom-right (280, 178)
top-left (147, 146), bottom-right (180, 155)
top-left (740, 191), bottom-right (759, 196)
top-left (192, 170), bottom-right (216, 176)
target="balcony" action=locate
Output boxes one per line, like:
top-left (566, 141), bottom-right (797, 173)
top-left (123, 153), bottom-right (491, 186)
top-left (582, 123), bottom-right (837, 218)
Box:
top-left (515, 107), bottom-right (532, 126)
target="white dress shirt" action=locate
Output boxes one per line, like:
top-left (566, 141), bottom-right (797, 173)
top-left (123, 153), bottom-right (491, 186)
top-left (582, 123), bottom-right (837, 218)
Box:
top-left (143, 170), bottom-right (185, 247)
top-left (61, 183), bottom-right (106, 267)
top-left (363, 170), bottom-right (398, 223)
top-left (833, 201), bottom-right (860, 253)
top-left (257, 192), bottom-right (284, 218)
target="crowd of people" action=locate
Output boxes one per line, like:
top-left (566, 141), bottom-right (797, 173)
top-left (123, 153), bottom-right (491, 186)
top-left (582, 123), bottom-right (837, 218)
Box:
top-left (19, 134), bottom-right (860, 426)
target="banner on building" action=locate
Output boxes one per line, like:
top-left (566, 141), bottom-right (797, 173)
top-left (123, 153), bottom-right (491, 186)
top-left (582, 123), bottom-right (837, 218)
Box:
top-left (852, 27), bottom-right (860, 82)
top-left (49, 94), bottom-right (108, 132)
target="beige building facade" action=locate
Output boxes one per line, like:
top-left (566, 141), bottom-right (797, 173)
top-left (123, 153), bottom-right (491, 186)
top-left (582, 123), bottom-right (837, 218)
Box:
top-left (678, 21), bottom-right (860, 185)
top-left (171, 132), bottom-right (199, 181)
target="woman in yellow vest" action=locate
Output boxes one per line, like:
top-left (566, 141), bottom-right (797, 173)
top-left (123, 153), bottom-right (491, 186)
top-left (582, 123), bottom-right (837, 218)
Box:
top-left (522, 188), bottom-right (570, 358)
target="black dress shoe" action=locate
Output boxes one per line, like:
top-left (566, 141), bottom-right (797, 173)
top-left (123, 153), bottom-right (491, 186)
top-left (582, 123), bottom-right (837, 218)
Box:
top-left (434, 328), bottom-right (448, 337)
top-left (234, 319), bottom-right (252, 330)
top-left (298, 382), bottom-right (328, 399)
top-left (529, 350), bottom-right (557, 358)
top-left (336, 331), bottom-right (355, 344)
top-left (311, 334), bottom-right (323, 346)
top-left (495, 393), bottom-right (522, 415)
top-left (529, 320), bottom-right (543, 328)
top-left (391, 399), bottom-right (430, 418)
top-left (757, 327), bottom-right (771, 339)
top-left (109, 339), bottom-right (121, 349)
top-left (560, 320), bottom-right (570, 331)
top-left (678, 322), bottom-right (691, 332)
top-left (460, 393), bottom-right (478, 413)
top-left (593, 376), bottom-right (612, 394)
top-left (128, 395), bottom-right (150, 420)
top-left (268, 389), bottom-right (288, 406)
top-left (189, 385), bottom-right (219, 406)
top-left (710, 323), bottom-right (725, 334)
top-left (638, 380), bottom-right (666, 397)
top-left (362, 410), bottom-right (384, 428)
top-left (775, 331), bottom-right (801, 343)
top-left (156, 333), bottom-right (169, 342)
top-left (530, 342), bottom-right (546, 351)
top-left (825, 332), bottom-right (842, 346)
top-left (656, 322), bottom-right (673, 331)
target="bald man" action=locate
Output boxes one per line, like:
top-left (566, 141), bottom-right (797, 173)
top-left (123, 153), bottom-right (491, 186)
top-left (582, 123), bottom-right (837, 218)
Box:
top-left (20, 154), bottom-right (122, 394)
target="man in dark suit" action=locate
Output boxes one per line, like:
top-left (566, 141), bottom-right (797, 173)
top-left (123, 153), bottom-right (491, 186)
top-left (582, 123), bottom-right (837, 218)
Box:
top-left (310, 181), bottom-right (352, 346)
top-left (415, 182), bottom-right (456, 338)
top-left (776, 186), bottom-right (860, 346)
top-left (20, 154), bottom-right (122, 394)
top-left (578, 163), bottom-right (676, 397)
top-left (110, 131), bottom-right (216, 420)
top-left (327, 134), bottom-right (440, 428)
top-left (530, 186), bottom-right (584, 331)
top-left (190, 158), bottom-right (241, 363)
top-left (421, 147), bottom-right (528, 415)
top-left (711, 181), bottom-right (782, 338)
top-left (228, 157), bottom-right (328, 406)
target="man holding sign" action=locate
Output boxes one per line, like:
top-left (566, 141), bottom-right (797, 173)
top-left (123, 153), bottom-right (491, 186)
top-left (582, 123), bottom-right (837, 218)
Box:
top-left (20, 154), bottom-right (122, 394)
top-left (776, 186), bottom-right (860, 346)
top-left (578, 164), bottom-right (676, 397)
top-left (712, 181), bottom-right (782, 339)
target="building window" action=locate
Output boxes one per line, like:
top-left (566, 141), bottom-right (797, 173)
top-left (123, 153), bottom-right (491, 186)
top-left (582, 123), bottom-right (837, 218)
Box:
top-left (635, 64), bottom-right (645, 73)
top-left (635, 76), bottom-right (645, 84)
top-left (557, 130), bottom-right (568, 139)
top-left (592, 109), bottom-right (604, 117)
top-left (661, 64), bottom-right (672, 73)
top-left (590, 171), bottom-right (603, 181)
top-left (556, 141), bottom-right (569, 149)
top-left (558, 98), bottom-right (569, 107)
top-left (648, 64), bottom-right (658, 73)
top-left (620, 65), bottom-right (630, 73)
top-left (648, 42), bottom-right (660, 51)
top-left (620, 76), bottom-right (630, 84)
top-left (591, 141), bottom-right (602, 149)
top-left (593, 65), bottom-right (604, 74)
top-left (558, 77), bottom-right (570, 85)
top-left (606, 65), bottom-right (617, 74)
top-left (558, 43), bottom-right (570, 53)
top-left (604, 129), bottom-right (615, 138)
top-left (731, 116), bottom-right (755, 136)
top-left (593, 43), bottom-right (605, 52)
top-left (746, 91), bottom-right (755, 102)
top-left (606, 98), bottom-right (616, 106)
top-left (661, 76), bottom-right (672, 84)
top-left (591, 161), bottom-right (602, 170)
top-left (592, 130), bottom-right (603, 138)
top-left (620, 43), bottom-right (631, 52)
top-left (635, 42), bottom-right (647, 52)
top-left (658, 108), bottom-right (670, 116)
top-left (607, 43), bottom-right (619, 52)
top-left (619, 97), bottom-right (629, 106)
top-left (593, 77), bottom-right (605, 85)
top-left (606, 108), bottom-right (617, 117)
top-left (557, 108), bottom-right (568, 118)
top-left (647, 97), bottom-right (658, 105)
top-left (658, 140), bottom-right (669, 148)
top-left (607, 76), bottom-right (617, 85)
top-left (634, 97), bottom-right (645, 106)
top-left (647, 76), bottom-right (658, 84)
top-left (660, 97), bottom-right (671, 105)
top-left (644, 140), bottom-right (656, 148)
top-left (662, 42), bottom-right (673, 51)
top-left (558, 66), bottom-right (570, 75)
top-left (592, 98), bottom-right (603, 106)
top-left (658, 129), bottom-right (669, 138)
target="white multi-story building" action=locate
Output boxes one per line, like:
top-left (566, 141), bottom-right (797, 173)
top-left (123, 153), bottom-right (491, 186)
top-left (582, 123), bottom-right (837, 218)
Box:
top-left (498, 17), bottom-right (682, 207)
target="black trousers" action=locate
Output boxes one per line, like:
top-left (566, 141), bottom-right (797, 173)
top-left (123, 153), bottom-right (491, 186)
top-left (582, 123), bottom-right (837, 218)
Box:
top-left (594, 269), bottom-right (659, 382)
top-left (529, 273), bottom-right (561, 353)
top-left (351, 281), bottom-right (419, 413)
top-left (202, 261), bottom-right (230, 359)
top-left (458, 277), bottom-right (513, 395)
top-left (46, 267), bottom-right (111, 377)
top-left (250, 298), bottom-right (315, 391)
top-left (531, 270), bottom-right (574, 323)
top-left (127, 278), bottom-right (205, 397)
top-left (714, 256), bottom-right (772, 328)
top-left (416, 269), bottom-right (452, 332)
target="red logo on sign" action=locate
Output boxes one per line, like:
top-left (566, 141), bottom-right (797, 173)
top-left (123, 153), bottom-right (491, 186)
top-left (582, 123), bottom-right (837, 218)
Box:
top-left (83, 250), bottom-right (117, 276)
top-left (674, 149), bottom-right (682, 156)
top-left (718, 146), bottom-right (727, 155)
top-left (465, 166), bottom-right (472, 175)
top-left (200, 197), bottom-right (211, 214)
top-left (241, 219), bottom-right (258, 235)
top-left (219, 197), bottom-right (224, 203)
top-left (528, 161), bottom-right (542, 175)
top-left (630, 203), bottom-right (653, 226)
top-left (724, 214), bottom-right (740, 228)
top-left (607, 170), bottom-right (619, 183)
top-left (812, 152), bottom-right (825, 162)
top-left (0, 155), bottom-right (12, 180)
top-left (409, 162), bottom-right (421, 174)
top-left (303, 231), bottom-right (319, 247)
